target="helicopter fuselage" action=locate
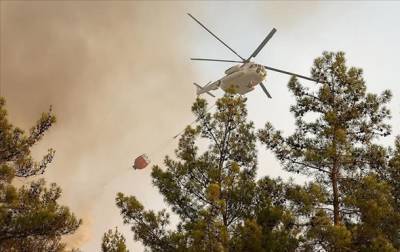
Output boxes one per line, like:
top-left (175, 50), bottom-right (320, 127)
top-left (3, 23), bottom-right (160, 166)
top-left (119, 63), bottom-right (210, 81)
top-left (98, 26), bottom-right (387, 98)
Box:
top-left (195, 62), bottom-right (267, 96)
top-left (219, 62), bottom-right (267, 94)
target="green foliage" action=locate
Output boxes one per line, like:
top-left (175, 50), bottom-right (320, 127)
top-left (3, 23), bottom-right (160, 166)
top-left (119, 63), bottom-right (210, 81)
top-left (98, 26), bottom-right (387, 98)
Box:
top-left (307, 210), bottom-right (352, 251)
top-left (116, 193), bottom-right (174, 251)
top-left (116, 94), bottom-right (298, 251)
top-left (0, 98), bottom-right (56, 178)
top-left (258, 51), bottom-right (399, 250)
top-left (102, 227), bottom-right (129, 252)
top-left (384, 136), bottom-right (400, 211)
top-left (0, 97), bottom-right (81, 251)
top-left (344, 175), bottom-right (400, 250)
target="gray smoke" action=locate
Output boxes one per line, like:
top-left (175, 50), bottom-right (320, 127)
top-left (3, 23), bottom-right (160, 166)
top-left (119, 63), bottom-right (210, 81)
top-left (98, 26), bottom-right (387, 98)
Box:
top-left (1, 1), bottom-right (203, 250)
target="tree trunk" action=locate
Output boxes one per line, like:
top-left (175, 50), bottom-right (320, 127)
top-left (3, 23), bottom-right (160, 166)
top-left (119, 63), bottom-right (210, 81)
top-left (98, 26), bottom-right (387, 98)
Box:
top-left (331, 168), bottom-right (340, 225)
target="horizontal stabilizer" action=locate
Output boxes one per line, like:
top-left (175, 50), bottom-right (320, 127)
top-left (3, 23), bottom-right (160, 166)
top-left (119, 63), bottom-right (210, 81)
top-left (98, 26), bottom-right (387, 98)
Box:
top-left (193, 82), bottom-right (216, 97)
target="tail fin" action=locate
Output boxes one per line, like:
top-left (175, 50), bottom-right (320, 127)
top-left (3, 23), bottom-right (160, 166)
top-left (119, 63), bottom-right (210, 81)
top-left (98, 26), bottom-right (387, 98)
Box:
top-left (193, 82), bottom-right (215, 97)
top-left (193, 83), bottom-right (203, 95)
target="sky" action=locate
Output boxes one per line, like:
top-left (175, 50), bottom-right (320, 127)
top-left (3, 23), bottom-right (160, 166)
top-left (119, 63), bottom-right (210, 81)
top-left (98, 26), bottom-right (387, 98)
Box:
top-left (1, 1), bottom-right (400, 251)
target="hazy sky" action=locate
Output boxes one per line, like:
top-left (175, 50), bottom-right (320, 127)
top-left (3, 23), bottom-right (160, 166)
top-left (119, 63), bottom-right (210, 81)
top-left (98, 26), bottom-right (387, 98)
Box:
top-left (1, 1), bottom-right (400, 251)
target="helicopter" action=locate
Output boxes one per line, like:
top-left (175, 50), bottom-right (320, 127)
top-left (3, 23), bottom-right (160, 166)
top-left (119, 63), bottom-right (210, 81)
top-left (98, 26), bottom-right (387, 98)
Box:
top-left (188, 13), bottom-right (323, 99)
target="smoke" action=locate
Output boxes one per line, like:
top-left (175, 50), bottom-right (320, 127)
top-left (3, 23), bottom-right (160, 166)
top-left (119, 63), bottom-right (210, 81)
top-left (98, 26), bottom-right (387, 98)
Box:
top-left (1, 1), bottom-right (201, 250)
top-left (63, 212), bottom-right (93, 250)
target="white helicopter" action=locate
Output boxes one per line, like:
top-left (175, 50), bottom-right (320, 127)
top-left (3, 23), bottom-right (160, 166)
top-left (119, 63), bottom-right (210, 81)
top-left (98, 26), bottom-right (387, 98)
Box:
top-left (188, 13), bottom-right (323, 98)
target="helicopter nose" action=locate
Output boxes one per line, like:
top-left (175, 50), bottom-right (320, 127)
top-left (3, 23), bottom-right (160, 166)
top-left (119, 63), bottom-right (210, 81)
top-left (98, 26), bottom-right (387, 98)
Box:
top-left (256, 66), bottom-right (266, 77)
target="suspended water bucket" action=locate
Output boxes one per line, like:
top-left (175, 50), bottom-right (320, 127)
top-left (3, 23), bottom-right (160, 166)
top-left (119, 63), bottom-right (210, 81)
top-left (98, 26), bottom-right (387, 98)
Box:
top-left (133, 154), bottom-right (150, 170)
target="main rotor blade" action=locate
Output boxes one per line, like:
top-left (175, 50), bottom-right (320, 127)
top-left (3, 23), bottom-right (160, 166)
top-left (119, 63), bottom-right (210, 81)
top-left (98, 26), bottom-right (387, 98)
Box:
top-left (263, 65), bottom-right (322, 83)
top-left (187, 13), bottom-right (245, 61)
top-left (260, 82), bottom-right (272, 98)
top-left (191, 58), bottom-right (243, 63)
top-left (247, 28), bottom-right (277, 61)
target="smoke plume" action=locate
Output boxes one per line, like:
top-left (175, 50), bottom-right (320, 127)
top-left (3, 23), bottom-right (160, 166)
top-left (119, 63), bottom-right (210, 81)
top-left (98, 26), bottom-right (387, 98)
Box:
top-left (1, 2), bottom-right (201, 250)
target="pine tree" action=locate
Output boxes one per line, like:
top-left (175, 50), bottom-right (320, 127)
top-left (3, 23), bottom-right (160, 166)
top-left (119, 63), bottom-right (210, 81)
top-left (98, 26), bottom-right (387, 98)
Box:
top-left (0, 97), bottom-right (81, 251)
top-left (258, 51), bottom-right (400, 250)
top-left (102, 227), bottom-right (129, 252)
top-left (379, 136), bottom-right (400, 211)
top-left (116, 94), bottom-right (299, 251)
